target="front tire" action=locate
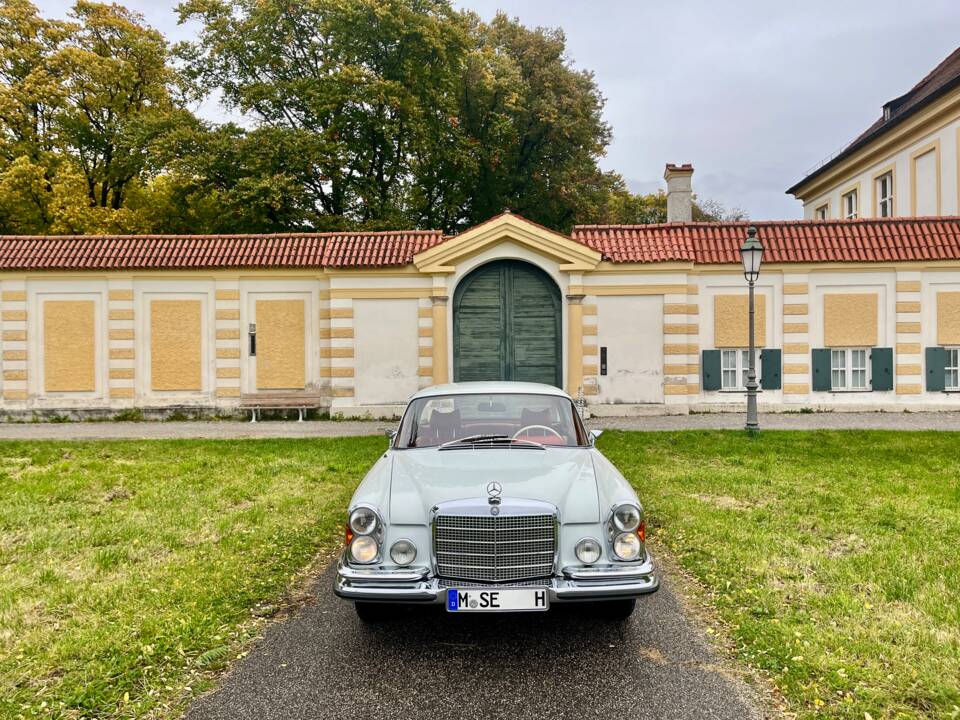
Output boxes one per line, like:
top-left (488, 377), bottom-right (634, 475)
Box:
top-left (597, 598), bottom-right (636, 621)
top-left (354, 602), bottom-right (392, 623)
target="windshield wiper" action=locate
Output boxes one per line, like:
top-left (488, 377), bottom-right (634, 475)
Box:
top-left (439, 434), bottom-right (545, 450)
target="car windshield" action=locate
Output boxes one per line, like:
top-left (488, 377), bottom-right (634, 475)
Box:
top-left (395, 393), bottom-right (589, 449)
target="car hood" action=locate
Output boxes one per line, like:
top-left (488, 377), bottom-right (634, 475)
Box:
top-left (389, 447), bottom-right (600, 525)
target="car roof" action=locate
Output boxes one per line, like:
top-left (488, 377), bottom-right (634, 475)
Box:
top-left (410, 381), bottom-right (573, 401)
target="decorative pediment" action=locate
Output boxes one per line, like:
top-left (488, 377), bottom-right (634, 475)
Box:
top-left (413, 213), bottom-right (602, 274)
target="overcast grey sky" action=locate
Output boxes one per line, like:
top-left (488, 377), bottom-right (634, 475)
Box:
top-left (34, 0), bottom-right (960, 219)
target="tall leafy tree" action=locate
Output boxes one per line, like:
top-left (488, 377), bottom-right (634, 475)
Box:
top-left (177, 0), bottom-right (471, 230)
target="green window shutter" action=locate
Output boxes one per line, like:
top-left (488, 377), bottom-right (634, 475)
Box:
top-left (702, 350), bottom-right (722, 391)
top-left (870, 347), bottom-right (893, 391)
top-left (811, 348), bottom-right (832, 391)
top-left (760, 349), bottom-right (782, 390)
top-left (926, 346), bottom-right (946, 392)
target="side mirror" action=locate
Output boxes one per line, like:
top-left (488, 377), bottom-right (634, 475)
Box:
top-left (384, 428), bottom-right (397, 447)
top-left (588, 429), bottom-right (603, 446)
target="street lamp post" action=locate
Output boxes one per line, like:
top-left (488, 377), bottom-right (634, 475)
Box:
top-left (740, 226), bottom-right (764, 433)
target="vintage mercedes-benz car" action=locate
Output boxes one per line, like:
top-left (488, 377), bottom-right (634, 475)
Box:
top-left (334, 381), bottom-right (659, 622)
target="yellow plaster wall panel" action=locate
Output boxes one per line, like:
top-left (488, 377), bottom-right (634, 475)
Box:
top-left (582, 344), bottom-right (598, 356)
top-left (108, 290), bottom-right (133, 301)
top-left (418, 326), bottom-right (432, 337)
top-left (2, 310), bottom-right (26, 321)
top-left (784, 343), bottom-right (809, 354)
top-left (896, 281), bottom-right (921, 292)
top-left (897, 343), bottom-right (922, 354)
top-left (109, 309), bottom-right (134, 321)
top-left (783, 383), bottom-right (809, 394)
top-left (896, 384), bottom-right (922, 395)
top-left (896, 364), bottom-right (922, 376)
top-left (217, 347), bottom-right (240, 359)
top-left (581, 324), bottom-right (598, 336)
top-left (896, 302), bottom-right (921, 313)
top-left (109, 368), bottom-right (134, 380)
top-left (783, 284), bottom-right (808, 295)
top-left (109, 387), bottom-right (134, 399)
top-left (43, 300), bottom-right (96, 393)
top-left (582, 303), bottom-right (598, 316)
top-left (417, 366), bottom-right (433, 377)
top-left (784, 323), bottom-right (808, 334)
top-left (3, 330), bottom-right (26, 341)
top-left (417, 307), bottom-right (433, 319)
top-left (823, 294), bottom-right (878, 347)
top-left (110, 348), bottom-right (134, 360)
top-left (216, 329), bottom-right (240, 340)
top-left (664, 364), bottom-right (698, 375)
top-left (216, 367), bottom-right (240, 379)
top-left (714, 294), bottom-right (766, 347)
top-left (663, 384), bottom-right (690, 395)
top-left (663, 343), bottom-right (699, 355)
top-left (3, 389), bottom-right (27, 401)
top-left (109, 329), bottom-right (134, 341)
top-left (215, 290), bottom-right (240, 301)
top-left (937, 292), bottom-right (960, 345)
top-left (784, 363), bottom-right (809, 375)
top-left (664, 323), bottom-right (698, 335)
top-left (216, 387), bottom-right (240, 398)
top-left (321, 347), bottom-right (354, 358)
top-left (150, 300), bottom-right (202, 391)
top-left (1, 291), bottom-right (26, 302)
top-left (3, 350), bottom-right (26, 361)
top-left (418, 345), bottom-right (432, 357)
top-left (256, 299), bottom-right (305, 390)
top-left (333, 387), bottom-right (355, 398)
top-left (896, 322), bottom-right (921, 334)
top-left (784, 304), bottom-right (808, 316)
top-left (216, 309), bottom-right (240, 320)
top-left (686, 284), bottom-right (699, 295)
top-left (4, 370), bottom-right (26, 381)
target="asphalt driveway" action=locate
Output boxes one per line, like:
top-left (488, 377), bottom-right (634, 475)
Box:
top-left (185, 562), bottom-right (764, 720)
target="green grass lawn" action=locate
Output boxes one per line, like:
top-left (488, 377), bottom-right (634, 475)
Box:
top-left (599, 430), bottom-right (960, 720)
top-left (2, 432), bottom-right (959, 719)
top-left (0, 437), bottom-right (384, 719)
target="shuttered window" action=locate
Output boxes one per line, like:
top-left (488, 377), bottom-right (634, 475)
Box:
top-left (813, 347), bottom-right (892, 391)
top-left (947, 348), bottom-right (960, 390)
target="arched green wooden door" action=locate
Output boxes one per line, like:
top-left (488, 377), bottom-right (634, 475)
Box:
top-left (453, 260), bottom-right (562, 387)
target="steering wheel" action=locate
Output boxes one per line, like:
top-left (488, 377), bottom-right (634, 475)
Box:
top-left (513, 424), bottom-right (563, 441)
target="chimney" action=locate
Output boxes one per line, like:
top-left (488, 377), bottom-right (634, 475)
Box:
top-left (664, 163), bottom-right (694, 223)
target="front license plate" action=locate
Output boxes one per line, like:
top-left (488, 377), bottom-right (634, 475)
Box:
top-left (446, 587), bottom-right (549, 612)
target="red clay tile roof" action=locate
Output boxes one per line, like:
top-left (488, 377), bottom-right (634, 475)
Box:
top-left (0, 230), bottom-right (445, 271)
top-left (572, 217), bottom-right (960, 264)
top-left (788, 46), bottom-right (960, 195)
top-left (2, 217), bottom-right (960, 270)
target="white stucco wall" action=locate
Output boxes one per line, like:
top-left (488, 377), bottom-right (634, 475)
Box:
top-left (353, 298), bottom-right (420, 405)
top-left (802, 116), bottom-right (960, 219)
top-left (594, 295), bottom-right (663, 404)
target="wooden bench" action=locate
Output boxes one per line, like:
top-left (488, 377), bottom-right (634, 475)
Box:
top-left (239, 391), bottom-right (326, 422)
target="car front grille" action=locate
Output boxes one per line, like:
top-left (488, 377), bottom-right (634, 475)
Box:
top-left (434, 513), bottom-right (556, 583)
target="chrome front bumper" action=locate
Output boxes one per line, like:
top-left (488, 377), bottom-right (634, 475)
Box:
top-left (334, 551), bottom-right (660, 604)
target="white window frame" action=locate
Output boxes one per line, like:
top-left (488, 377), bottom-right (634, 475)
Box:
top-left (946, 347), bottom-right (960, 391)
top-left (842, 190), bottom-right (858, 219)
top-left (720, 348), bottom-right (762, 391)
top-left (814, 204), bottom-right (828, 220)
top-left (876, 173), bottom-right (894, 217)
top-left (830, 348), bottom-right (870, 391)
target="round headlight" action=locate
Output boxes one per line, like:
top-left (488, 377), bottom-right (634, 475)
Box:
top-left (613, 532), bottom-right (642, 561)
top-left (350, 535), bottom-right (379, 564)
top-left (575, 537), bottom-right (602, 565)
top-left (349, 507), bottom-right (379, 536)
top-left (612, 504), bottom-right (641, 532)
top-left (389, 539), bottom-right (417, 566)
